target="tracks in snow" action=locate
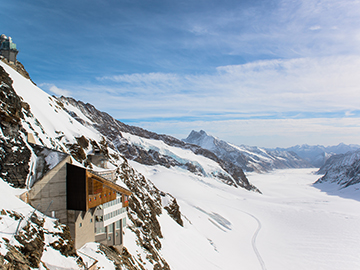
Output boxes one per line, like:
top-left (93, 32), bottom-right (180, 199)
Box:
top-left (242, 211), bottom-right (267, 270)
top-left (227, 202), bottom-right (267, 270)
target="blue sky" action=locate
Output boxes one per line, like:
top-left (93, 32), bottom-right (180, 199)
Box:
top-left (2, 0), bottom-right (360, 147)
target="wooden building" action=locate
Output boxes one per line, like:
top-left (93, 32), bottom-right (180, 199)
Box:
top-left (24, 145), bottom-right (131, 250)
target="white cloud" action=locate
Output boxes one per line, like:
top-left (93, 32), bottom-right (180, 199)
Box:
top-left (39, 83), bottom-right (71, 96)
top-left (88, 55), bottom-right (360, 119)
top-left (98, 72), bottom-right (179, 85)
top-left (309, 25), bottom-right (322, 31)
top-left (67, 55), bottom-right (360, 148)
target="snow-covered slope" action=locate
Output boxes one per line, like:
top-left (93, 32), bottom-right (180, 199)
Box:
top-left (0, 60), bottom-right (257, 268)
top-left (130, 165), bottom-right (360, 270)
top-left (0, 60), bottom-right (172, 268)
top-left (2, 60), bottom-right (360, 270)
top-left (184, 130), bottom-right (312, 173)
top-left (58, 97), bottom-right (256, 191)
top-left (276, 143), bottom-right (360, 167)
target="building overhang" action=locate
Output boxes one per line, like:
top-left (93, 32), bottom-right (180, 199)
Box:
top-left (66, 164), bottom-right (131, 211)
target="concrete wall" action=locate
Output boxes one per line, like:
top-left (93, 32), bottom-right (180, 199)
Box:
top-left (67, 210), bottom-right (96, 249)
top-left (0, 50), bottom-right (18, 64)
top-left (28, 156), bottom-right (70, 224)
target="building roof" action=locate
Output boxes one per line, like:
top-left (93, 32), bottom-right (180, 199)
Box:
top-left (87, 170), bottom-right (132, 196)
top-left (30, 144), bottom-right (70, 188)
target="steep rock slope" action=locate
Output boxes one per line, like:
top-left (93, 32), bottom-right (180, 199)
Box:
top-left (315, 149), bottom-right (360, 189)
top-left (184, 130), bottom-right (312, 173)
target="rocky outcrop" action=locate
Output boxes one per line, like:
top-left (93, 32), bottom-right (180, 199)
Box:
top-left (98, 244), bottom-right (144, 270)
top-left (119, 160), bottom-right (171, 269)
top-left (315, 150), bottom-right (360, 188)
top-left (0, 59), bottom-right (33, 82)
top-left (163, 193), bottom-right (183, 227)
top-left (0, 210), bottom-right (84, 269)
top-left (0, 66), bottom-right (31, 188)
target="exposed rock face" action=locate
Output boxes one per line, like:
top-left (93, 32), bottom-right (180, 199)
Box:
top-left (0, 210), bottom-right (84, 269)
top-left (0, 59), bottom-right (32, 82)
top-left (163, 193), bottom-right (183, 227)
top-left (119, 160), bottom-right (171, 269)
top-left (98, 245), bottom-right (144, 270)
top-left (184, 130), bottom-right (312, 173)
top-left (14, 213), bottom-right (45, 268)
top-left (0, 66), bottom-right (31, 187)
top-left (315, 149), bottom-right (360, 188)
top-left (59, 97), bottom-right (257, 191)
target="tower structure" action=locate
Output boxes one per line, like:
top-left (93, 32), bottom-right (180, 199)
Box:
top-left (0, 34), bottom-right (18, 64)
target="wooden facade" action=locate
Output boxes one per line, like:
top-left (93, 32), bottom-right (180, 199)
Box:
top-left (66, 164), bottom-right (131, 211)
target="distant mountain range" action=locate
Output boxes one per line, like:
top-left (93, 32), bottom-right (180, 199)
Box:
top-left (183, 130), bottom-right (313, 173)
top-left (275, 144), bottom-right (360, 167)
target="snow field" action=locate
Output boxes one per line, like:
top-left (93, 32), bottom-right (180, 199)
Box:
top-left (127, 165), bottom-right (360, 270)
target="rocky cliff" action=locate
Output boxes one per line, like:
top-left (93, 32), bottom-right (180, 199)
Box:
top-left (315, 149), bottom-right (360, 188)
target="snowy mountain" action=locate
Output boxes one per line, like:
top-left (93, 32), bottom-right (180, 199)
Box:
top-left (276, 144), bottom-right (360, 168)
top-left (183, 130), bottom-right (312, 173)
top-left (314, 149), bottom-right (360, 197)
top-left (58, 98), bottom-right (257, 191)
top-left (2, 60), bottom-right (360, 270)
top-left (0, 60), bottom-right (260, 268)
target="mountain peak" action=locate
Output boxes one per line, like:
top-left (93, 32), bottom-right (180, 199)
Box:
top-left (185, 130), bottom-right (209, 142)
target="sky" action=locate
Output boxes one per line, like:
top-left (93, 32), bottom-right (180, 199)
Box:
top-left (2, 0), bottom-right (360, 148)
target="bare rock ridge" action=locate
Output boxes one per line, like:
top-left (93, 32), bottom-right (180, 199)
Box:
top-left (59, 96), bottom-right (259, 191)
top-left (183, 130), bottom-right (313, 173)
top-left (0, 65), bottom-right (31, 187)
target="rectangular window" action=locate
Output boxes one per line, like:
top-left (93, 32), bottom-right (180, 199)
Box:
top-left (116, 220), bottom-right (121, 229)
top-left (108, 224), bottom-right (113, 233)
